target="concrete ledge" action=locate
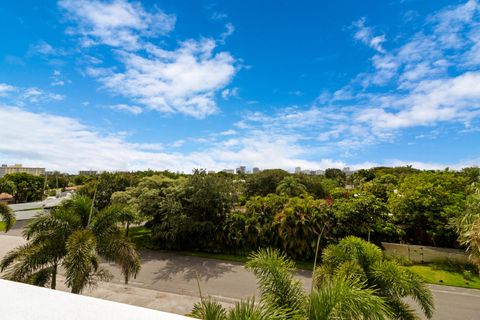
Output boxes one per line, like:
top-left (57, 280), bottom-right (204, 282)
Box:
top-left (0, 279), bottom-right (195, 320)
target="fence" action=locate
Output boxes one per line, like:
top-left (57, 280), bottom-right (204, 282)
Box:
top-left (381, 242), bottom-right (468, 263)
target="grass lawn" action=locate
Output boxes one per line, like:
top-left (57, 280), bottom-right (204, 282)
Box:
top-left (128, 226), bottom-right (153, 248)
top-left (405, 264), bottom-right (480, 289)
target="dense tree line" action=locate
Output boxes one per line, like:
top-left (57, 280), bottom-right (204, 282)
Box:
top-left (2, 166), bottom-right (479, 256)
top-left (74, 166), bottom-right (475, 258)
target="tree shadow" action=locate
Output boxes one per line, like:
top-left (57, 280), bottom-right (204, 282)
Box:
top-left (141, 250), bottom-right (235, 282)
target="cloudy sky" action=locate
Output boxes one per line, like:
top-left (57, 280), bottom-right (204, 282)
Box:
top-left (1, 0), bottom-right (480, 172)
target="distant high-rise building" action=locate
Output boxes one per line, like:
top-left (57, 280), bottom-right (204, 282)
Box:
top-left (252, 167), bottom-right (260, 173)
top-left (0, 164), bottom-right (45, 178)
top-left (294, 167), bottom-right (301, 174)
top-left (78, 170), bottom-right (98, 176)
top-left (236, 166), bottom-right (246, 174)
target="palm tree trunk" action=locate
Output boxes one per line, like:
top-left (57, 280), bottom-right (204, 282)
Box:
top-left (124, 271), bottom-right (129, 285)
top-left (51, 263), bottom-right (57, 289)
top-left (125, 221), bottom-right (130, 237)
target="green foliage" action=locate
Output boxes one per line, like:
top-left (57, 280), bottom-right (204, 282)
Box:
top-left (78, 172), bottom-right (138, 209)
top-left (294, 174), bottom-right (327, 198)
top-left (46, 173), bottom-right (69, 189)
top-left (272, 196), bottom-right (331, 259)
top-left (0, 195), bottom-right (140, 293)
top-left (194, 247), bottom-right (391, 320)
top-left (430, 258), bottom-right (478, 274)
top-left (0, 177), bottom-right (16, 195)
top-left (318, 237), bottom-right (434, 320)
top-left (245, 169), bottom-right (289, 197)
top-left (389, 171), bottom-right (468, 247)
top-left (330, 193), bottom-right (402, 242)
top-left (276, 176), bottom-right (307, 197)
top-left (133, 170), bottom-right (238, 251)
top-left (246, 248), bottom-right (306, 317)
top-left (0, 202), bottom-right (15, 232)
top-left (3, 172), bottom-right (44, 203)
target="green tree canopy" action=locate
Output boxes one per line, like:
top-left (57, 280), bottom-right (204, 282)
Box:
top-left (245, 169), bottom-right (289, 197)
top-left (389, 171), bottom-right (467, 247)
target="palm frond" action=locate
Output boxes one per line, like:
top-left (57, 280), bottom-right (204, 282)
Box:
top-left (96, 235), bottom-right (140, 283)
top-left (63, 229), bottom-right (103, 293)
top-left (371, 260), bottom-right (434, 319)
top-left (0, 202), bottom-right (15, 232)
top-left (191, 297), bottom-right (227, 320)
top-left (1, 242), bottom-right (57, 283)
top-left (245, 248), bottom-right (306, 318)
top-left (25, 266), bottom-right (53, 287)
top-left (91, 204), bottom-right (125, 237)
top-left (227, 297), bottom-right (288, 320)
top-left (309, 276), bottom-right (391, 320)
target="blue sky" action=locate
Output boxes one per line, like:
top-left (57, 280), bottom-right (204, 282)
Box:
top-left (1, 0), bottom-right (480, 172)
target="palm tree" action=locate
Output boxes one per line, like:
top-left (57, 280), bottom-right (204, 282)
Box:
top-left (0, 195), bottom-right (140, 293)
top-left (316, 236), bottom-right (434, 319)
top-left (0, 202), bottom-right (15, 232)
top-left (276, 176), bottom-right (307, 197)
top-left (192, 248), bottom-right (391, 320)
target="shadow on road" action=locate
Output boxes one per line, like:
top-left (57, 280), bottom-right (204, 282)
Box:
top-left (141, 250), bottom-right (234, 282)
top-left (3, 220), bottom-right (28, 237)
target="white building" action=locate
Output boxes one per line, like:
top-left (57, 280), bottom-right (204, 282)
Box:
top-left (0, 164), bottom-right (45, 178)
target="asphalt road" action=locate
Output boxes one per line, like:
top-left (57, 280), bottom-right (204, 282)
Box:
top-left (1, 225), bottom-right (480, 320)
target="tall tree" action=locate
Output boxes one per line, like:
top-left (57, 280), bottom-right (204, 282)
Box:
top-left (276, 176), bottom-right (307, 197)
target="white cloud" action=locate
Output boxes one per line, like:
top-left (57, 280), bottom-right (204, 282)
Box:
top-left (61, 0), bottom-right (237, 118)
top-left (0, 106), bottom-right (310, 172)
top-left (314, 0), bottom-right (480, 147)
top-left (220, 23), bottom-right (235, 43)
top-left (1, 105), bottom-right (478, 173)
top-left (219, 129), bottom-right (237, 136)
top-left (211, 12), bottom-right (228, 21)
top-left (221, 87), bottom-right (239, 100)
top-left (29, 41), bottom-right (61, 56)
top-left (87, 39), bottom-right (236, 118)
top-left (357, 72), bottom-right (480, 131)
top-left (109, 103), bottom-right (142, 115)
top-left (0, 83), bottom-right (15, 96)
top-left (59, 0), bottom-right (176, 50)
top-left (352, 18), bottom-right (386, 53)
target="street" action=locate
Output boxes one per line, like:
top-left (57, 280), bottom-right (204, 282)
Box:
top-left (1, 225), bottom-right (480, 319)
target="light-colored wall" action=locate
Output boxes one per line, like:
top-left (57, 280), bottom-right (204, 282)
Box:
top-left (0, 166), bottom-right (45, 177)
top-left (382, 242), bottom-right (468, 263)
